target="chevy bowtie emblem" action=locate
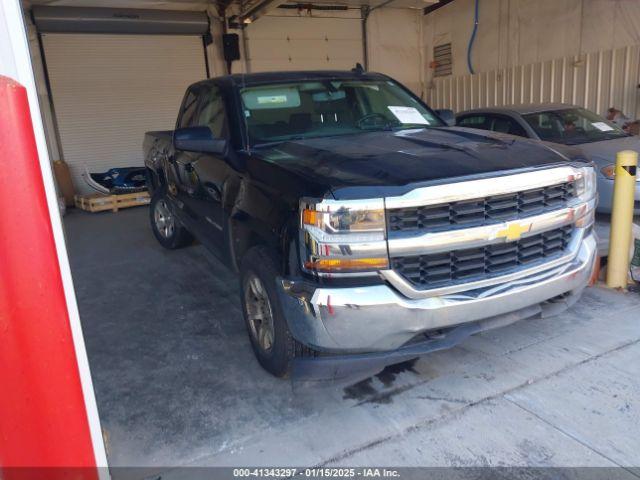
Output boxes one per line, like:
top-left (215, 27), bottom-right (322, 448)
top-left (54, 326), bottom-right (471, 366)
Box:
top-left (496, 222), bottom-right (532, 241)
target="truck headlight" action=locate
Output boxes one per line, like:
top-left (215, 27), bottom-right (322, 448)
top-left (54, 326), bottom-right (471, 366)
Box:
top-left (575, 166), bottom-right (597, 202)
top-left (573, 166), bottom-right (597, 230)
top-left (300, 198), bottom-right (388, 275)
top-left (302, 206), bottom-right (385, 236)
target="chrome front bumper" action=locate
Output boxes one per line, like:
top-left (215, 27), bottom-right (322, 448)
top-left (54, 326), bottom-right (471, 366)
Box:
top-left (278, 233), bottom-right (597, 353)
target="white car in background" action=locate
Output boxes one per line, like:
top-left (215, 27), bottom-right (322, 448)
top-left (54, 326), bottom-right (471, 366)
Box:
top-left (455, 104), bottom-right (640, 214)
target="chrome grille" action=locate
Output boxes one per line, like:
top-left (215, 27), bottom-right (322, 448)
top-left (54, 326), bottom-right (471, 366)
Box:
top-left (391, 225), bottom-right (574, 290)
top-left (387, 181), bottom-right (576, 232)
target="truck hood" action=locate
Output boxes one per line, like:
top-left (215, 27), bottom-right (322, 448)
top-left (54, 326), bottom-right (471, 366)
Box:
top-left (255, 127), bottom-right (588, 199)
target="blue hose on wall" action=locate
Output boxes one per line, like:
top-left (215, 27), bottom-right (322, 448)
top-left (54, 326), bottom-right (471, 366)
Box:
top-left (467, 0), bottom-right (479, 74)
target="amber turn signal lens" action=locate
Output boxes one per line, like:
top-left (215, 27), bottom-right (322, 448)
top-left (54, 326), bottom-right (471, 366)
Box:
top-left (601, 165), bottom-right (615, 179)
top-left (304, 257), bottom-right (389, 272)
top-left (302, 209), bottom-right (319, 226)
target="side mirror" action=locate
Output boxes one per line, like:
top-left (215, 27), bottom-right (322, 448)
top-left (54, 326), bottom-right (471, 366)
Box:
top-left (435, 109), bottom-right (456, 127)
top-left (174, 126), bottom-right (226, 155)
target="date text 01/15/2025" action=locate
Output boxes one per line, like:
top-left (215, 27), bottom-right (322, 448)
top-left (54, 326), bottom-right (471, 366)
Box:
top-left (232, 468), bottom-right (400, 477)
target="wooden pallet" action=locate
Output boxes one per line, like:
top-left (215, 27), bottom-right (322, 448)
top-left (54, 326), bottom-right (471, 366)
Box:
top-left (74, 191), bottom-right (150, 213)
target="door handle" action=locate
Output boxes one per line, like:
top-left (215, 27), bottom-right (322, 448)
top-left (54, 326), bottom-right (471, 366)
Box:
top-left (204, 182), bottom-right (221, 202)
top-left (175, 157), bottom-right (192, 167)
top-left (175, 159), bottom-right (195, 173)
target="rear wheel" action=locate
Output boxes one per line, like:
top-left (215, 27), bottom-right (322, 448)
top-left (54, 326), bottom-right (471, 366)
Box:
top-left (240, 246), bottom-right (315, 377)
top-left (149, 188), bottom-right (193, 249)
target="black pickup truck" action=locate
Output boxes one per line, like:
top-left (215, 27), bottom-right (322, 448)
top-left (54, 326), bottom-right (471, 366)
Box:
top-left (144, 70), bottom-right (598, 379)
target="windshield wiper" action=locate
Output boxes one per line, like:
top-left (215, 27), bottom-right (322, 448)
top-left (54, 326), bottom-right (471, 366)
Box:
top-left (392, 124), bottom-right (430, 131)
top-left (358, 123), bottom-right (394, 132)
top-left (562, 138), bottom-right (589, 145)
top-left (564, 132), bottom-right (628, 145)
top-left (251, 136), bottom-right (307, 149)
top-left (251, 140), bottom-right (287, 149)
top-left (596, 132), bottom-right (629, 139)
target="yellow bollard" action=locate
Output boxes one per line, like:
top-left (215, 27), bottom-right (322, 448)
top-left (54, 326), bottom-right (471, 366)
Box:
top-left (606, 150), bottom-right (638, 288)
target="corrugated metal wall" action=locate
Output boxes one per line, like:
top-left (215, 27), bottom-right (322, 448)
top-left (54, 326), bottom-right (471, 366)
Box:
top-left (427, 45), bottom-right (640, 118)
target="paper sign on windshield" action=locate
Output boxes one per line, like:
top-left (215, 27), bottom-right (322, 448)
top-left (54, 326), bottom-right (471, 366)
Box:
top-left (387, 106), bottom-right (430, 125)
top-left (592, 122), bottom-right (615, 132)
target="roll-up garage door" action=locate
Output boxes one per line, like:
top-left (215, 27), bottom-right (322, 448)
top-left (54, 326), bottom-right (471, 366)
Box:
top-left (246, 12), bottom-right (363, 72)
top-left (42, 34), bottom-right (206, 194)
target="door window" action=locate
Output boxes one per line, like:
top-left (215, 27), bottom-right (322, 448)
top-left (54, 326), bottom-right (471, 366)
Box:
top-left (487, 115), bottom-right (527, 137)
top-left (457, 115), bottom-right (489, 130)
top-left (196, 86), bottom-right (228, 139)
top-left (458, 114), bottom-right (527, 137)
top-left (178, 87), bottom-right (200, 129)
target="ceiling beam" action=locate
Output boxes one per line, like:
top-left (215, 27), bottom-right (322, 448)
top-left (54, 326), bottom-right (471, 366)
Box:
top-left (423, 0), bottom-right (454, 16)
top-left (369, 0), bottom-right (397, 12)
top-left (238, 0), bottom-right (286, 24)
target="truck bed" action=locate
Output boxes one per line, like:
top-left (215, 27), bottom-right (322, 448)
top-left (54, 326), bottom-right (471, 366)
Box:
top-left (143, 130), bottom-right (173, 156)
top-left (143, 130), bottom-right (173, 189)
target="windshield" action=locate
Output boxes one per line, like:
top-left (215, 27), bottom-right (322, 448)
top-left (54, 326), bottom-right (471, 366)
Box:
top-left (240, 79), bottom-right (442, 146)
top-left (522, 108), bottom-right (628, 145)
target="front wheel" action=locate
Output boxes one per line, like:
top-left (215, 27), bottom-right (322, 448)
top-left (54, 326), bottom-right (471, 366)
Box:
top-left (240, 246), bottom-right (315, 377)
top-left (149, 188), bottom-right (193, 249)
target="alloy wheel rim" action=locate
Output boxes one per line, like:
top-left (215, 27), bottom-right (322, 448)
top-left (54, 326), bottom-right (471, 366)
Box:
top-left (154, 199), bottom-right (175, 238)
top-left (244, 274), bottom-right (275, 354)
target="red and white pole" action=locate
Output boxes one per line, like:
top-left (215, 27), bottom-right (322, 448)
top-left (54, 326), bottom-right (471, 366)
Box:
top-left (0, 0), bottom-right (108, 478)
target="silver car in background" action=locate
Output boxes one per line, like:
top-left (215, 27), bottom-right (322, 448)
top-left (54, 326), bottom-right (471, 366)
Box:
top-left (455, 104), bottom-right (640, 214)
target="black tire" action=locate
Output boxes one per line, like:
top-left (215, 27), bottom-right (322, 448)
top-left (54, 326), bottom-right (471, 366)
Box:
top-left (240, 246), bottom-right (315, 377)
top-left (149, 187), bottom-right (193, 249)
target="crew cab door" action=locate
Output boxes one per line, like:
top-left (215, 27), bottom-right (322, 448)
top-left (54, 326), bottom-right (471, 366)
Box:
top-left (182, 84), bottom-right (233, 257)
top-left (171, 85), bottom-right (206, 233)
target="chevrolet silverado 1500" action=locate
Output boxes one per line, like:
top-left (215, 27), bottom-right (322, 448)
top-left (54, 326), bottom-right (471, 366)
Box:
top-left (143, 70), bottom-right (597, 379)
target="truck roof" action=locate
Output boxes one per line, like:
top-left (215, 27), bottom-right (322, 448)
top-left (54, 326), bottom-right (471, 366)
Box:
top-left (458, 103), bottom-right (578, 116)
top-left (190, 70), bottom-right (390, 89)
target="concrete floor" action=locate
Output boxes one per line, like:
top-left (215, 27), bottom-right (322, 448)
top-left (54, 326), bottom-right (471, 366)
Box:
top-left (64, 207), bottom-right (640, 477)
